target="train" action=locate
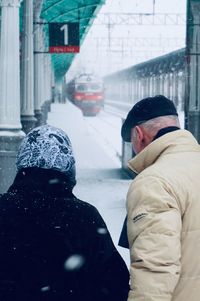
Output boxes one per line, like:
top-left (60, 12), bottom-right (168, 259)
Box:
top-left (66, 73), bottom-right (104, 116)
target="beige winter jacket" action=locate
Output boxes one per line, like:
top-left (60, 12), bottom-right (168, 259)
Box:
top-left (126, 129), bottom-right (200, 301)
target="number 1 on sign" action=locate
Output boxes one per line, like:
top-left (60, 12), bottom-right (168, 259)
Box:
top-left (60, 24), bottom-right (68, 45)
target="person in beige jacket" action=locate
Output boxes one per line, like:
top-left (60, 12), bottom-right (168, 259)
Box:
top-left (121, 95), bottom-right (200, 301)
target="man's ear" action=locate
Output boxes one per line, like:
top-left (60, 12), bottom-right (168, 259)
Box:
top-left (135, 125), bottom-right (144, 142)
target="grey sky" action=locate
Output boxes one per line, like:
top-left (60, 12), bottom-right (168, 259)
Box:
top-left (67, 0), bottom-right (186, 79)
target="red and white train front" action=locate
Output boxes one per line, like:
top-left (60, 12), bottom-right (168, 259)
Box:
top-left (67, 74), bottom-right (104, 116)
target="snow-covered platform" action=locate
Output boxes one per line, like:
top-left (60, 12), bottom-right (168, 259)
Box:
top-left (47, 102), bottom-right (132, 265)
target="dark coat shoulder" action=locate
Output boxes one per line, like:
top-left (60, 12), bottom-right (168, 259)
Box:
top-left (0, 169), bottom-right (129, 301)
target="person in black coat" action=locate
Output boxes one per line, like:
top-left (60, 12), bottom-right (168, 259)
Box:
top-left (0, 125), bottom-right (129, 301)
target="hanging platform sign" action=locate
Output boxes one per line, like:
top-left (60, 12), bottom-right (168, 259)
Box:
top-left (49, 23), bottom-right (80, 53)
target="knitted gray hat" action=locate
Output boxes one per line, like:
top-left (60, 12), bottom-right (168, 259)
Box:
top-left (16, 125), bottom-right (76, 183)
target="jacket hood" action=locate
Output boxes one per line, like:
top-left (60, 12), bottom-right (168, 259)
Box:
top-left (128, 129), bottom-right (200, 174)
top-left (16, 125), bottom-right (76, 186)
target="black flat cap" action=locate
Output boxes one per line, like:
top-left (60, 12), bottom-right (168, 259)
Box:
top-left (121, 95), bottom-right (178, 142)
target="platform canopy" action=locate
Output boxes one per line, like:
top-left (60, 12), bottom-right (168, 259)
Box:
top-left (31, 0), bottom-right (105, 80)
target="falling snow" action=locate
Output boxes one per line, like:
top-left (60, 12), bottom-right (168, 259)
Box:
top-left (64, 254), bottom-right (85, 271)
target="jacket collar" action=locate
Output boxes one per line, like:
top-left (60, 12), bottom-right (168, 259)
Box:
top-left (152, 126), bottom-right (180, 141)
top-left (128, 129), bottom-right (199, 174)
top-left (8, 168), bottom-right (75, 198)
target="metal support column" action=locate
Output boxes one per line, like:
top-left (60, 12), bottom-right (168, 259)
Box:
top-left (186, 0), bottom-right (200, 141)
top-left (161, 73), bottom-right (165, 95)
top-left (173, 71), bottom-right (179, 108)
top-left (167, 73), bottom-right (171, 98)
top-left (21, 0), bottom-right (36, 133)
top-left (41, 54), bottom-right (52, 123)
top-left (34, 2), bottom-right (44, 126)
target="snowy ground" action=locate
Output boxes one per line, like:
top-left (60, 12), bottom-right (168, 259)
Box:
top-left (47, 102), bottom-right (131, 265)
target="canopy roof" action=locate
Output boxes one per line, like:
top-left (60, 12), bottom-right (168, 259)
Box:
top-left (35, 0), bottom-right (104, 80)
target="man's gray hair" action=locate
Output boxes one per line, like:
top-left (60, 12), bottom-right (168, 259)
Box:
top-left (139, 115), bottom-right (180, 134)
